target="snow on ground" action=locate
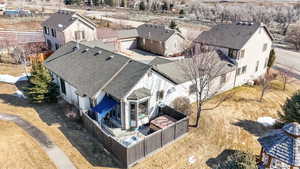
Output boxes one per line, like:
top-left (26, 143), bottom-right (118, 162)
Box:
top-left (0, 73), bottom-right (29, 84)
top-left (257, 117), bottom-right (277, 127)
top-left (13, 90), bottom-right (27, 99)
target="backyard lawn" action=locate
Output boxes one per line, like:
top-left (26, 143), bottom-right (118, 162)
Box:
top-left (0, 63), bottom-right (300, 169)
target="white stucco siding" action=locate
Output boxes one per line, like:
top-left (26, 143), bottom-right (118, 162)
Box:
top-left (165, 34), bottom-right (185, 56)
top-left (63, 20), bottom-right (97, 43)
top-left (118, 38), bottom-right (137, 50)
top-left (123, 70), bottom-right (176, 129)
top-left (209, 71), bottom-right (236, 95)
top-left (51, 72), bottom-right (91, 111)
top-left (235, 27), bottom-right (272, 86)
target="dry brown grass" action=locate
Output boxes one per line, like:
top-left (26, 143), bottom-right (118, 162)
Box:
top-left (0, 16), bottom-right (45, 31)
top-left (0, 121), bottom-right (56, 169)
top-left (1, 64), bottom-right (300, 169)
top-left (0, 63), bottom-right (30, 76)
top-left (132, 76), bottom-right (300, 169)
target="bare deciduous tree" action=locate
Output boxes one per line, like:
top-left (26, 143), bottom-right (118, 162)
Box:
top-left (258, 74), bottom-right (276, 102)
top-left (279, 67), bottom-right (295, 91)
top-left (181, 44), bottom-right (227, 127)
top-left (285, 24), bottom-right (300, 51)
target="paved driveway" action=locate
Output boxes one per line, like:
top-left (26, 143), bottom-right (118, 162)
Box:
top-left (275, 48), bottom-right (300, 72)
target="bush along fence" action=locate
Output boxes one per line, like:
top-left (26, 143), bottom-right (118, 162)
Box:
top-left (81, 106), bottom-right (189, 168)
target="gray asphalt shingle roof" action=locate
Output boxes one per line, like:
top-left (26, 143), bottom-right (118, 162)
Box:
top-left (153, 50), bottom-right (236, 84)
top-left (80, 40), bottom-right (115, 52)
top-left (44, 41), bottom-right (149, 99)
top-left (194, 22), bottom-right (273, 49)
top-left (42, 10), bottom-right (96, 31)
top-left (258, 122), bottom-right (300, 166)
top-left (137, 24), bottom-right (176, 42)
top-left (118, 29), bottom-right (139, 39)
top-left (104, 61), bottom-right (151, 100)
top-left (149, 57), bottom-right (174, 66)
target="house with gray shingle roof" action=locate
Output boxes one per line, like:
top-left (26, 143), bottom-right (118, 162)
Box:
top-left (258, 122), bottom-right (300, 169)
top-left (42, 10), bottom-right (97, 51)
top-left (44, 41), bottom-right (191, 131)
top-left (117, 24), bottom-right (185, 56)
top-left (194, 22), bottom-right (273, 87)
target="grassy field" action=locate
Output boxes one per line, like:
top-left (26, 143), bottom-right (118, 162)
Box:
top-left (0, 121), bottom-right (56, 169)
top-left (1, 63), bottom-right (300, 169)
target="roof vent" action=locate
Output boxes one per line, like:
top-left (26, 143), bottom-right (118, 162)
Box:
top-left (82, 48), bottom-right (89, 53)
top-left (94, 50), bottom-right (102, 56)
top-left (106, 55), bottom-right (114, 61)
top-left (73, 46), bottom-right (79, 51)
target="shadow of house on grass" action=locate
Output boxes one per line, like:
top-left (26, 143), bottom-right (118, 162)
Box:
top-left (206, 149), bottom-right (239, 169)
top-left (232, 119), bottom-right (270, 137)
top-left (0, 93), bottom-right (120, 169)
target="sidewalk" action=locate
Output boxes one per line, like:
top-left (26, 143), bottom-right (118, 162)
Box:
top-left (0, 113), bottom-right (77, 169)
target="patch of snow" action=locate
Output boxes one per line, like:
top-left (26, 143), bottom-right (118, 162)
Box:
top-left (257, 117), bottom-right (277, 127)
top-left (0, 74), bottom-right (18, 84)
top-left (188, 155), bottom-right (197, 165)
top-left (13, 90), bottom-right (27, 99)
top-left (0, 73), bottom-right (29, 84)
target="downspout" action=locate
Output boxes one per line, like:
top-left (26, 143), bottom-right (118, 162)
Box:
top-left (233, 66), bottom-right (237, 88)
top-left (120, 98), bottom-right (126, 130)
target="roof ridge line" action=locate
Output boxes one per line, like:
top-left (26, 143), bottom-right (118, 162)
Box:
top-left (99, 59), bottom-right (131, 95)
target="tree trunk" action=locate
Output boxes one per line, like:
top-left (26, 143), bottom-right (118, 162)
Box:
top-left (283, 78), bottom-right (287, 91)
top-left (260, 88), bottom-right (265, 102)
top-left (195, 103), bottom-right (201, 128)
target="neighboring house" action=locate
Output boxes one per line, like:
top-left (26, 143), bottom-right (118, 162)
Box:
top-left (258, 122), bottom-right (300, 169)
top-left (42, 10), bottom-right (97, 51)
top-left (84, 0), bottom-right (129, 7)
top-left (116, 29), bottom-right (139, 51)
top-left (0, 1), bottom-right (6, 11)
top-left (117, 24), bottom-right (186, 56)
top-left (194, 22), bottom-right (273, 87)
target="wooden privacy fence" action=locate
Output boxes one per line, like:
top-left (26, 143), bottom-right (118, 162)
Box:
top-left (82, 106), bottom-right (189, 168)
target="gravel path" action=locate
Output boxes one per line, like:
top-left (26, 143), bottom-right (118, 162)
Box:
top-left (0, 113), bottom-right (77, 169)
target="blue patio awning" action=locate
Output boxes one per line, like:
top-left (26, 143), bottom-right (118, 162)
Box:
top-left (92, 95), bottom-right (118, 122)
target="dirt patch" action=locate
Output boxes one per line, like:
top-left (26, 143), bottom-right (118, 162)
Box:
top-left (0, 121), bottom-right (56, 169)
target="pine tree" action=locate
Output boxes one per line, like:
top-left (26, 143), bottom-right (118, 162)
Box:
top-left (169, 20), bottom-right (181, 33)
top-left (279, 90), bottom-right (300, 124)
top-left (25, 62), bottom-right (59, 103)
top-left (267, 49), bottom-right (276, 73)
top-left (139, 2), bottom-right (145, 11)
top-left (169, 20), bottom-right (177, 29)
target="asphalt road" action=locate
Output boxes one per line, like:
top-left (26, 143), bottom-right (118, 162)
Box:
top-left (275, 48), bottom-right (300, 72)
